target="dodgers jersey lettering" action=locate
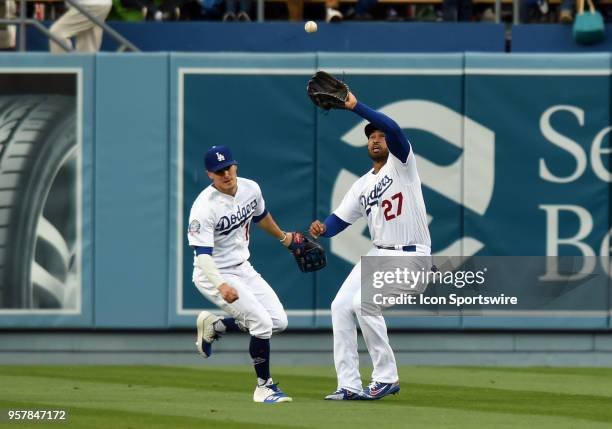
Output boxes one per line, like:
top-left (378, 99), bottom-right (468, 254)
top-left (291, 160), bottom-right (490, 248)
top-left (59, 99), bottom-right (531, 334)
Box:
top-left (188, 177), bottom-right (266, 270)
top-left (334, 150), bottom-right (431, 247)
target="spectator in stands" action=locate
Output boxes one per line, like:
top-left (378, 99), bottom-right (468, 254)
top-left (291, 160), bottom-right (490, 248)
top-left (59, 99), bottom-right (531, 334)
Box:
top-left (442, 0), bottom-right (473, 20)
top-left (147, 0), bottom-right (181, 20)
top-left (49, 0), bottom-right (112, 52)
top-left (345, 0), bottom-right (378, 19)
top-left (286, 0), bottom-right (303, 20)
top-left (325, 0), bottom-right (378, 21)
top-left (178, 0), bottom-right (219, 19)
top-left (325, 0), bottom-right (343, 21)
top-left (119, 0), bottom-right (180, 20)
top-left (560, 0), bottom-right (575, 22)
top-left (520, 0), bottom-right (549, 22)
top-left (0, 0), bottom-right (16, 50)
top-left (223, 0), bottom-right (252, 20)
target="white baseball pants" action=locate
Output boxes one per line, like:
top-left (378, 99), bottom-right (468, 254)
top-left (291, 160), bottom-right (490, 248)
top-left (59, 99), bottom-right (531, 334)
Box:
top-left (194, 261), bottom-right (288, 339)
top-left (49, 4), bottom-right (111, 53)
top-left (332, 245), bottom-right (431, 392)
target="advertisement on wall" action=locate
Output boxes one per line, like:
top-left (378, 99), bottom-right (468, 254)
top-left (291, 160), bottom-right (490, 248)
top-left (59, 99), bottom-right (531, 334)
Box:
top-left (174, 54), bottom-right (611, 328)
top-left (176, 64), bottom-right (316, 319)
top-left (0, 71), bottom-right (82, 313)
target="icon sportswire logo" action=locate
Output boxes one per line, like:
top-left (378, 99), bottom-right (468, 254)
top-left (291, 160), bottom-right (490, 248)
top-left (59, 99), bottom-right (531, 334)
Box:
top-left (330, 100), bottom-right (495, 262)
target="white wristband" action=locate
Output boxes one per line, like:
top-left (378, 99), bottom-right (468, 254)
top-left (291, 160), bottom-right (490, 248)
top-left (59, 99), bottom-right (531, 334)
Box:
top-left (279, 232), bottom-right (287, 243)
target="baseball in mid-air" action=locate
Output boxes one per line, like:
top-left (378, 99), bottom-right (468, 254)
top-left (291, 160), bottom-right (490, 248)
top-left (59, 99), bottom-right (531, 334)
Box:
top-left (304, 21), bottom-right (318, 33)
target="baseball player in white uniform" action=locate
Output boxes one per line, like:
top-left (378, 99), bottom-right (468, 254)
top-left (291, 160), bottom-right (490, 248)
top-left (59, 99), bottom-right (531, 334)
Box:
top-left (188, 145), bottom-right (295, 403)
top-left (310, 90), bottom-right (431, 400)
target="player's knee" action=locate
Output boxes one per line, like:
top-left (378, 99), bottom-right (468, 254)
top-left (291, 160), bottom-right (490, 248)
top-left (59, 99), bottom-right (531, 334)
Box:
top-left (250, 315), bottom-right (273, 339)
top-left (273, 312), bottom-right (288, 334)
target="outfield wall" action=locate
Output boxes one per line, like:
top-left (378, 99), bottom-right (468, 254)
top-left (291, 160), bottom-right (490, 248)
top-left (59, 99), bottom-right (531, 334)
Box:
top-left (2, 332), bottom-right (612, 366)
top-left (24, 22), bottom-right (507, 53)
top-left (22, 22), bottom-right (612, 53)
top-left (0, 52), bottom-right (611, 330)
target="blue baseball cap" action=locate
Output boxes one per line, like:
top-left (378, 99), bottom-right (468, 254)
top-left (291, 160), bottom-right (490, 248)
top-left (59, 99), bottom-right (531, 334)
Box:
top-left (204, 145), bottom-right (238, 172)
top-left (365, 123), bottom-right (380, 138)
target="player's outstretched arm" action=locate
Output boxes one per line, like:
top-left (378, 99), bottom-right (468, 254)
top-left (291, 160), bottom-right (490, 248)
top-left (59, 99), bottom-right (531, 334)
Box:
top-left (254, 213), bottom-right (293, 247)
top-left (345, 92), bottom-right (411, 163)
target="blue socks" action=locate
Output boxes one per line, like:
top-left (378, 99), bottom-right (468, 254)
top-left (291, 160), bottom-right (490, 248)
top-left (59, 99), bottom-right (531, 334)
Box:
top-left (214, 320), bottom-right (271, 384)
top-left (213, 318), bottom-right (242, 333)
top-left (249, 336), bottom-right (270, 383)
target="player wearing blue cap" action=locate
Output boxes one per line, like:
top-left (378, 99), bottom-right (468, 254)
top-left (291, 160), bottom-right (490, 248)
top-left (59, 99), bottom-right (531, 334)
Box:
top-left (188, 145), bottom-right (294, 403)
top-left (310, 90), bottom-right (432, 401)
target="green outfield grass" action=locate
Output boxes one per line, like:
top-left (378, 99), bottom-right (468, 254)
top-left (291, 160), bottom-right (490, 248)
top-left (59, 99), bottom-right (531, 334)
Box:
top-left (1, 365), bottom-right (612, 428)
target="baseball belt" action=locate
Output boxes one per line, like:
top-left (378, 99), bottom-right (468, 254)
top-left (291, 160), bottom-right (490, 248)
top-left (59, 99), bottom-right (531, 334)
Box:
top-left (375, 245), bottom-right (417, 252)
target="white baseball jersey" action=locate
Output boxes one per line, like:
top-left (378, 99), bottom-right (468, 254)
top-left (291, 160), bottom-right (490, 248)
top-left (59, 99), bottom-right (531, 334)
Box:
top-left (188, 177), bottom-right (266, 271)
top-left (331, 149), bottom-right (431, 391)
top-left (334, 150), bottom-right (431, 248)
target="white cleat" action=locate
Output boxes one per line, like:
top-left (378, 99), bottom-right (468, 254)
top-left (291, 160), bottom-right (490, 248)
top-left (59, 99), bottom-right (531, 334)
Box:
top-left (253, 382), bottom-right (293, 403)
top-left (195, 311), bottom-right (221, 358)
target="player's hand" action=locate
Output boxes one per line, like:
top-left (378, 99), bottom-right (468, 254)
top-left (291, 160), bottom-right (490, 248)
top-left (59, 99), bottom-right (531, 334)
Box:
top-left (218, 283), bottom-right (239, 303)
top-left (345, 92), bottom-right (357, 110)
top-left (309, 220), bottom-right (326, 238)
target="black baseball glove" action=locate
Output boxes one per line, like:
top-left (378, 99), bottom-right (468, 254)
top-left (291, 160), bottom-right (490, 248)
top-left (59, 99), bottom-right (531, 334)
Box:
top-left (288, 232), bottom-right (327, 273)
top-left (306, 71), bottom-right (349, 110)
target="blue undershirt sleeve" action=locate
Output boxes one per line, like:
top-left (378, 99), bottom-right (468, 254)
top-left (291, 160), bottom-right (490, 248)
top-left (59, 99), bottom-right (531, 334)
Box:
top-left (353, 101), bottom-right (411, 163)
top-left (194, 246), bottom-right (213, 255)
top-left (252, 209), bottom-right (269, 223)
top-left (321, 214), bottom-right (351, 238)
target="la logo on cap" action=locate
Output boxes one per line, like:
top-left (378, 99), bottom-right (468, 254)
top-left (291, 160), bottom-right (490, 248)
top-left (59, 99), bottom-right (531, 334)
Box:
top-left (216, 152), bottom-right (225, 162)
